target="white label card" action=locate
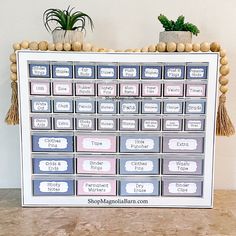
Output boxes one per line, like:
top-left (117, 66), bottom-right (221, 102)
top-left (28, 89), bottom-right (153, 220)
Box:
top-left (122, 68), bottom-right (137, 77)
top-left (190, 68), bottom-right (204, 78)
top-left (56, 119), bottom-right (71, 128)
top-left (78, 67), bottom-right (92, 77)
top-left (78, 119), bottom-right (93, 129)
top-left (55, 67), bottom-right (70, 77)
top-left (83, 182), bottom-right (111, 193)
top-left (126, 139), bottom-right (154, 150)
top-left (82, 160), bottom-right (111, 172)
top-left (100, 68), bottom-right (115, 77)
top-left (38, 137), bottom-right (68, 149)
top-left (125, 161), bottom-right (154, 172)
top-left (168, 139), bottom-right (197, 150)
top-left (56, 102), bottom-right (71, 111)
top-left (144, 68), bottom-right (159, 78)
top-left (33, 118), bottom-right (49, 128)
top-left (168, 161), bottom-right (198, 172)
top-left (168, 183), bottom-right (197, 194)
top-left (125, 183), bottom-right (154, 194)
top-left (39, 160), bottom-right (68, 172)
top-left (39, 182), bottom-right (68, 193)
top-left (33, 102), bottom-right (49, 111)
top-left (167, 68), bottom-right (182, 78)
top-left (32, 66), bottom-right (47, 76)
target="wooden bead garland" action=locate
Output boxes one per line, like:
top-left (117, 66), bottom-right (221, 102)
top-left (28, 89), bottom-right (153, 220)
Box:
top-left (5, 40), bottom-right (235, 136)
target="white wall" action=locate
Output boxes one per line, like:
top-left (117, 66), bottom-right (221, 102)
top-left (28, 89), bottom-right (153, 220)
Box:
top-left (0, 0), bottom-right (235, 189)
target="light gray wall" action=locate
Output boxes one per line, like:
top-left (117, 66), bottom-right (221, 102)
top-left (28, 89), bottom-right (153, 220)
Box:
top-left (0, 0), bottom-right (235, 188)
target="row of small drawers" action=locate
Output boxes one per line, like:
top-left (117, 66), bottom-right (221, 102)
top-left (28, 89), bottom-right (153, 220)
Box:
top-left (32, 134), bottom-right (204, 153)
top-left (29, 63), bottom-right (208, 80)
top-left (33, 178), bottom-right (203, 197)
top-left (31, 116), bottom-right (205, 131)
top-left (29, 81), bottom-right (207, 97)
top-left (33, 156), bottom-right (203, 175)
top-left (31, 99), bottom-right (206, 114)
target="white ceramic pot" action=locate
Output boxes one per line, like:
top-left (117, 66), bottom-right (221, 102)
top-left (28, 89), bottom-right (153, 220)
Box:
top-left (52, 30), bottom-right (84, 44)
top-left (159, 31), bottom-right (192, 43)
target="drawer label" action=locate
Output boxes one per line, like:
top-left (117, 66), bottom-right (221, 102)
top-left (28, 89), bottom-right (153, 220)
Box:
top-left (142, 84), bottom-right (160, 96)
top-left (125, 160), bottom-right (153, 172)
top-left (99, 119), bottom-right (115, 129)
top-left (99, 103), bottom-right (115, 113)
top-left (190, 68), bottom-right (204, 78)
top-left (77, 119), bottom-right (93, 129)
top-left (187, 103), bottom-right (203, 113)
top-left (33, 118), bottom-right (49, 128)
top-left (55, 119), bottom-right (71, 129)
top-left (39, 181), bottom-right (68, 193)
top-left (98, 84), bottom-right (116, 96)
top-left (187, 85), bottom-right (205, 96)
top-left (121, 120), bottom-right (136, 129)
top-left (143, 103), bottom-right (159, 113)
top-left (126, 139), bottom-right (154, 150)
top-left (54, 83), bottom-right (71, 95)
top-left (31, 83), bottom-right (49, 95)
top-left (76, 84), bottom-right (94, 96)
top-left (165, 120), bottom-right (180, 129)
top-left (78, 67), bottom-right (92, 77)
top-left (144, 68), bottom-right (159, 78)
top-left (166, 103), bottom-right (181, 113)
top-left (120, 84), bottom-right (138, 96)
top-left (165, 85), bottom-right (183, 96)
top-left (168, 139), bottom-right (197, 150)
top-left (187, 120), bottom-right (202, 129)
top-left (121, 103), bottom-right (137, 113)
top-left (167, 68), bottom-right (182, 78)
top-left (168, 161), bottom-right (197, 172)
top-left (55, 67), bottom-right (70, 77)
top-left (33, 101), bottom-right (49, 111)
top-left (122, 68), bottom-right (137, 77)
top-left (32, 66), bottom-right (47, 76)
top-left (77, 102), bottom-right (93, 112)
top-left (38, 137), bottom-right (68, 149)
top-left (100, 68), bottom-right (115, 77)
top-left (39, 160), bottom-right (68, 172)
top-left (55, 102), bottom-right (71, 111)
top-left (143, 120), bottom-right (158, 129)
top-left (126, 183), bottom-right (154, 194)
top-left (168, 182), bottom-right (197, 194)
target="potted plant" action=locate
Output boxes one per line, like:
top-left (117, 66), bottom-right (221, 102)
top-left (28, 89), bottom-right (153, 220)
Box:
top-left (158, 14), bottom-right (200, 43)
top-left (43, 6), bottom-right (94, 44)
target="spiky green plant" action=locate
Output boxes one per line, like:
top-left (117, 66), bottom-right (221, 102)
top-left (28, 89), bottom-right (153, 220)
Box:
top-left (158, 14), bottom-right (200, 36)
top-left (43, 6), bottom-right (94, 33)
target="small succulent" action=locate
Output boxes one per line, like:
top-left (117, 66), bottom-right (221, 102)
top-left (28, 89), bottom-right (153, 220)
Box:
top-left (43, 6), bottom-right (94, 33)
top-left (158, 14), bottom-right (200, 36)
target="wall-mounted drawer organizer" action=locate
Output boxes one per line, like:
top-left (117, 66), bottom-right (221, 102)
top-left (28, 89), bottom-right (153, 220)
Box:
top-left (18, 51), bottom-right (218, 207)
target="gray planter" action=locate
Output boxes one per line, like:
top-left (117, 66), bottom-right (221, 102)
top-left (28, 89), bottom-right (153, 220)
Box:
top-left (159, 31), bottom-right (192, 43)
top-left (52, 30), bottom-right (83, 44)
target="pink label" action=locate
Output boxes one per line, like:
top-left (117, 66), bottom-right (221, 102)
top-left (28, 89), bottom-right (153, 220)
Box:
top-left (98, 84), bottom-right (117, 97)
top-left (77, 135), bottom-right (116, 152)
top-left (120, 83), bottom-right (139, 96)
top-left (164, 83), bottom-right (183, 97)
top-left (53, 82), bottom-right (72, 95)
top-left (77, 157), bottom-right (116, 174)
top-left (77, 179), bottom-right (117, 195)
top-left (186, 84), bottom-right (206, 97)
top-left (142, 83), bottom-right (161, 97)
top-left (76, 83), bottom-right (95, 96)
top-left (31, 82), bottom-right (50, 95)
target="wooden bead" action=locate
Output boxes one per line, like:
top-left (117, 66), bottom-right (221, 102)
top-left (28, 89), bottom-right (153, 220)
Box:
top-left (220, 56), bottom-right (228, 65)
top-left (200, 42), bottom-right (210, 52)
top-left (177, 43), bottom-right (185, 52)
top-left (21, 40), bottom-right (29, 49)
top-left (134, 48), bottom-right (141, 52)
top-left (141, 47), bottom-right (149, 52)
top-left (148, 45), bottom-right (156, 52)
top-left (192, 43), bottom-right (200, 52)
top-left (219, 76), bottom-right (229, 85)
top-left (82, 43), bottom-right (92, 51)
top-left (39, 41), bottom-right (48, 51)
top-left (10, 63), bottom-right (17, 73)
top-left (220, 85), bottom-right (228, 94)
top-left (63, 43), bottom-right (71, 51)
top-left (55, 43), bottom-right (63, 51)
top-left (10, 53), bottom-right (16, 63)
top-left (29, 41), bottom-right (39, 50)
top-left (157, 42), bottom-right (166, 52)
top-left (210, 42), bottom-right (220, 52)
top-left (13, 43), bottom-right (21, 50)
top-left (167, 42), bottom-right (176, 52)
top-left (220, 49), bottom-right (226, 57)
top-left (48, 43), bottom-right (55, 51)
top-left (185, 43), bottom-right (192, 52)
top-left (220, 65), bottom-right (230, 76)
top-left (91, 46), bottom-right (99, 52)
top-left (72, 42), bottom-right (81, 51)
top-left (10, 73), bottom-right (17, 81)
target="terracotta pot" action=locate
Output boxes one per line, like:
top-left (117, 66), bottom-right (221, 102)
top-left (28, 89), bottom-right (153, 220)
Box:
top-left (159, 31), bottom-right (192, 43)
top-left (52, 30), bottom-right (83, 44)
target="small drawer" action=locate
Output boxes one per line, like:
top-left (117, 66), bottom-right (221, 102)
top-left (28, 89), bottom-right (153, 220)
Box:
top-left (29, 63), bottom-right (50, 78)
top-left (119, 83), bottom-right (139, 97)
top-left (97, 65), bottom-right (118, 79)
top-left (120, 100), bottom-right (139, 114)
top-left (75, 64), bottom-right (95, 79)
top-left (163, 101), bottom-right (183, 114)
top-left (164, 83), bottom-right (184, 97)
top-left (54, 116), bottom-right (74, 130)
top-left (187, 64), bottom-right (208, 79)
top-left (120, 134), bottom-right (160, 153)
top-left (31, 116), bottom-right (52, 130)
top-left (52, 64), bottom-right (73, 78)
top-left (141, 65), bottom-right (162, 79)
top-left (141, 100), bottom-right (161, 114)
top-left (119, 157), bottom-right (160, 175)
top-left (119, 65), bottom-right (140, 79)
top-left (53, 81), bottom-right (73, 96)
top-left (185, 101), bottom-right (206, 114)
top-left (164, 65), bottom-right (185, 79)
top-left (33, 180), bottom-right (74, 196)
top-left (162, 158), bottom-right (203, 175)
top-left (98, 118), bottom-right (117, 131)
top-left (30, 81), bottom-right (50, 95)
top-left (185, 118), bottom-right (205, 131)
top-left (77, 179), bottom-right (117, 196)
top-left (97, 100), bottom-right (117, 114)
top-left (97, 83), bottom-right (117, 97)
top-left (76, 100), bottom-right (95, 114)
top-left (162, 178), bottom-right (203, 197)
top-left (33, 157), bottom-right (74, 174)
top-left (32, 134), bottom-right (74, 152)
top-left (53, 99), bottom-right (74, 113)
top-left (163, 118), bottom-right (183, 131)
top-left (163, 136), bottom-right (204, 153)
top-left (77, 135), bottom-right (117, 153)
top-left (119, 179), bottom-right (160, 196)
top-left (76, 117), bottom-right (96, 130)
top-left (141, 118), bottom-right (161, 131)
top-left (31, 98), bottom-right (51, 113)
top-left (75, 83), bottom-right (95, 96)
top-left (77, 157), bottom-right (116, 174)
top-left (186, 84), bottom-right (206, 97)
top-left (119, 118), bottom-right (139, 131)
top-left (142, 83), bottom-right (161, 97)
